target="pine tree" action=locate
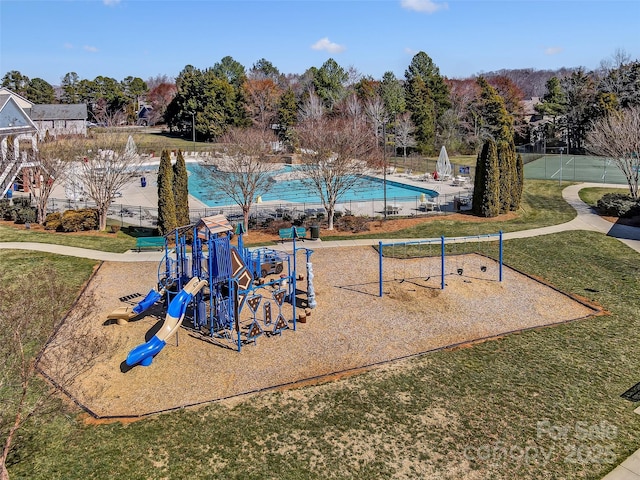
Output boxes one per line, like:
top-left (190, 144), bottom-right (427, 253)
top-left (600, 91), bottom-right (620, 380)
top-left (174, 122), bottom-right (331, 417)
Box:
top-left (157, 149), bottom-right (177, 235)
top-left (406, 76), bottom-right (436, 155)
top-left (404, 52), bottom-right (450, 153)
top-left (173, 150), bottom-right (190, 227)
top-left (472, 139), bottom-right (500, 217)
top-left (277, 87), bottom-right (298, 145)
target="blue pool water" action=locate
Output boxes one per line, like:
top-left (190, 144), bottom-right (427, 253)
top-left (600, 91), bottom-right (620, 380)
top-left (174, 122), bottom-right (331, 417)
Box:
top-left (187, 164), bottom-right (438, 207)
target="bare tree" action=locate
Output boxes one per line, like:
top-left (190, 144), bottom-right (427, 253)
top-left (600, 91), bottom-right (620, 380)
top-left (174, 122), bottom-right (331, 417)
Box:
top-left (364, 95), bottom-right (387, 144)
top-left (296, 116), bottom-right (377, 230)
top-left (586, 106), bottom-right (640, 199)
top-left (298, 89), bottom-right (324, 123)
top-left (395, 112), bottom-right (417, 160)
top-left (198, 127), bottom-right (275, 233)
top-left (76, 133), bottom-right (144, 230)
top-left (0, 266), bottom-right (106, 480)
top-left (91, 98), bottom-right (126, 127)
top-left (343, 92), bottom-right (364, 125)
top-left (24, 138), bottom-right (78, 224)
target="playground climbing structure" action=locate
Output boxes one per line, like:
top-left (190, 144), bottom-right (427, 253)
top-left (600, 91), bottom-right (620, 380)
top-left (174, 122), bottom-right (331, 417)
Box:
top-left (117, 214), bottom-right (315, 364)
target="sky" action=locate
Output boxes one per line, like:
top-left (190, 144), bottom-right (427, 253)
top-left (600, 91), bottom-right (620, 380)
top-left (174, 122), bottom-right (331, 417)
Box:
top-left (1, 0), bottom-right (639, 86)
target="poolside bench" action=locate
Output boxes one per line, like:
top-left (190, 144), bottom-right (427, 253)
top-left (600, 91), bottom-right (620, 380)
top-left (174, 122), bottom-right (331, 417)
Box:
top-left (135, 236), bottom-right (165, 252)
top-left (279, 227), bottom-right (307, 242)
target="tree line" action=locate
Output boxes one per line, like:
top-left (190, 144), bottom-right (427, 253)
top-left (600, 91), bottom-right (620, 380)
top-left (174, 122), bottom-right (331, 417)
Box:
top-left (3, 48), bottom-right (638, 157)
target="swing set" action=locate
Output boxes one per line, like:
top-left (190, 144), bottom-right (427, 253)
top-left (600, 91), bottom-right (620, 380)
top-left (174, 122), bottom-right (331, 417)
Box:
top-left (378, 232), bottom-right (503, 298)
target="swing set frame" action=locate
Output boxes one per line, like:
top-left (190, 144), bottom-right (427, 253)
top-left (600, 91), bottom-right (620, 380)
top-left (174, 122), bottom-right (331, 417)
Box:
top-left (378, 232), bottom-right (503, 298)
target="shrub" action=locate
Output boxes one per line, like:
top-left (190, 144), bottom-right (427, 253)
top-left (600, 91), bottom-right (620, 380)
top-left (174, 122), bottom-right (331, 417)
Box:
top-left (266, 220), bottom-right (294, 235)
top-left (44, 209), bottom-right (99, 232)
top-left (44, 212), bottom-right (62, 230)
top-left (60, 209), bottom-right (99, 232)
top-left (0, 198), bottom-right (36, 223)
top-left (597, 193), bottom-right (640, 218)
top-left (334, 215), bottom-right (371, 233)
top-left (12, 207), bottom-right (36, 224)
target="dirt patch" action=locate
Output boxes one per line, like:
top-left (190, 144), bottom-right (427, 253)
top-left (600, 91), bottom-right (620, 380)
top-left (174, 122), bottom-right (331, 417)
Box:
top-left (39, 248), bottom-right (600, 418)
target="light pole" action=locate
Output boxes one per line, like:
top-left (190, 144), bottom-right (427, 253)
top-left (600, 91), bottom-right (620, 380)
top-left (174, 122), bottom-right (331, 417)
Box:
top-left (559, 146), bottom-right (563, 185)
top-left (382, 120), bottom-right (387, 220)
top-left (190, 112), bottom-right (196, 152)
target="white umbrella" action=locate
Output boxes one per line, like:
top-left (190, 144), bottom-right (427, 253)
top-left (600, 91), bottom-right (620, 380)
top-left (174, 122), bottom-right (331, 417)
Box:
top-left (125, 135), bottom-right (137, 158)
top-left (436, 146), bottom-right (452, 180)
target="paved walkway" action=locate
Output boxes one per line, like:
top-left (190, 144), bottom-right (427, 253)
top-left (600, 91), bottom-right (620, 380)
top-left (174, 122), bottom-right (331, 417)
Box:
top-left (1, 182), bottom-right (640, 479)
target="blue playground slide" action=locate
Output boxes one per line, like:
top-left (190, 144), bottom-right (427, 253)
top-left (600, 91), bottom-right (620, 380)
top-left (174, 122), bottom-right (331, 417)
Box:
top-left (125, 336), bottom-right (166, 367)
top-left (132, 289), bottom-right (163, 315)
top-left (126, 278), bottom-right (206, 367)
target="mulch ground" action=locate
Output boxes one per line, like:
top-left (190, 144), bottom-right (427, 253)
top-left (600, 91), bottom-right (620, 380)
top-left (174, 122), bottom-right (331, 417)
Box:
top-left (39, 247), bottom-right (600, 418)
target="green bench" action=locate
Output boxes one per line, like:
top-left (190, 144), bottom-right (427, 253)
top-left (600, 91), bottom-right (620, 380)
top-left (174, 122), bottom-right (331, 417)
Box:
top-left (278, 227), bottom-right (307, 242)
top-left (135, 236), bottom-right (165, 252)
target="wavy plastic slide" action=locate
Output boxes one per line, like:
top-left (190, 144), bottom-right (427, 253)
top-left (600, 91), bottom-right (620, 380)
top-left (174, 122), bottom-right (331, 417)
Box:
top-left (107, 288), bottom-right (164, 325)
top-left (125, 277), bottom-right (208, 367)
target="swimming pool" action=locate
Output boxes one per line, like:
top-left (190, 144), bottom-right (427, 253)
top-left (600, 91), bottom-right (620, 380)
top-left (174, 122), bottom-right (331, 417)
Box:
top-left (188, 164), bottom-right (438, 207)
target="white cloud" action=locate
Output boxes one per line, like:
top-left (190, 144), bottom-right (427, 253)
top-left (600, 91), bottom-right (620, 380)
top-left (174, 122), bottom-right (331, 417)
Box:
top-left (401, 0), bottom-right (448, 14)
top-left (103, 0), bottom-right (121, 5)
top-left (83, 45), bottom-right (99, 53)
top-left (311, 37), bottom-right (346, 54)
top-left (64, 42), bottom-right (74, 49)
top-left (544, 46), bottom-right (564, 55)
top-left (404, 47), bottom-right (418, 55)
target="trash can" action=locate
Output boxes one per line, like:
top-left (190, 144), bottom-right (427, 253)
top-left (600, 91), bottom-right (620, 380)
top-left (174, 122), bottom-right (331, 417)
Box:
top-left (141, 176), bottom-right (147, 187)
top-left (6, 189), bottom-right (12, 199)
top-left (310, 224), bottom-right (320, 240)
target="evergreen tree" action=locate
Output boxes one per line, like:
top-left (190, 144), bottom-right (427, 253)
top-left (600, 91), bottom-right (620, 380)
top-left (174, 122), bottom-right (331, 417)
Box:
top-left (406, 76), bottom-right (436, 155)
top-left (404, 52), bottom-right (450, 154)
top-left (26, 78), bottom-right (55, 103)
top-left (313, 58), bottom-right (348, 111)
top-left (277, 87), bottom-right (298, 144)
top-left (173, 150), bottom-right (190, 227)
top-left (476, 77), bottom-right (514, 143)
top-left (472, 139), bottom-right (500, 217)
top-left (157, 149), bottom-right (177, 235)
top-left (380, 71), bottom-right (406, 114)
top-left (211, 56), bottom-right (249, 127)
top-left (497, 141), bottom-right (515, 213)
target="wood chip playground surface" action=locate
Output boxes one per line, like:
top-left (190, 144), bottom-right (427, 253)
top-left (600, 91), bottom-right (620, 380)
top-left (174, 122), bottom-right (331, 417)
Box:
top-left (39, 247), bottom-right (600, 418)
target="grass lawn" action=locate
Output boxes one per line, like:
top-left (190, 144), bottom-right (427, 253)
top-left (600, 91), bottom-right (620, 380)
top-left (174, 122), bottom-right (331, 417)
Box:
top-left (4, 229), bottom-right (640, 479)
top-left (92, 128), bottom-right (217, 154)
top-left (323, 180), bottom-right (577, 241)
top-left (579, 187), bottom-right (630, 206)
top-left (0, 223), bottom-right (136, 253)
top-left (1, 179), bottom-right (638, 478)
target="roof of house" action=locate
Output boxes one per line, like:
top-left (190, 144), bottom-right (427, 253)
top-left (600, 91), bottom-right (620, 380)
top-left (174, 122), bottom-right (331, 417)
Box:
top-left (29, 104), bottom-right (87, 121)
top-left (0, 87), bottom-right (33, 109)
top-left (0, 94), bottom-right (38, 133)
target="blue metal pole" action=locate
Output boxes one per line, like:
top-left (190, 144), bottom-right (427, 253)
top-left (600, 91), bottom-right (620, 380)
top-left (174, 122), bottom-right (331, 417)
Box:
top-left (499, 231), bottom-right (503, 282)
top-left (378, 241), bottom-right (383, 297)
top-left (292, 233), bottom-right (298, 330)
top-left (441, 235), bottom-right (445, 290)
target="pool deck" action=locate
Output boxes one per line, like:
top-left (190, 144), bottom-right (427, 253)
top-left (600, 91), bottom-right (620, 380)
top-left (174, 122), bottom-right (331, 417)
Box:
top-left (46, 158), bottom-right (473, 223)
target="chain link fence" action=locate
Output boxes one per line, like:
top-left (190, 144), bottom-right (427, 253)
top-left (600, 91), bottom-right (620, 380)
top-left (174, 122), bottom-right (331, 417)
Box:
top-left (41, 188), bottom-right (473, 231)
